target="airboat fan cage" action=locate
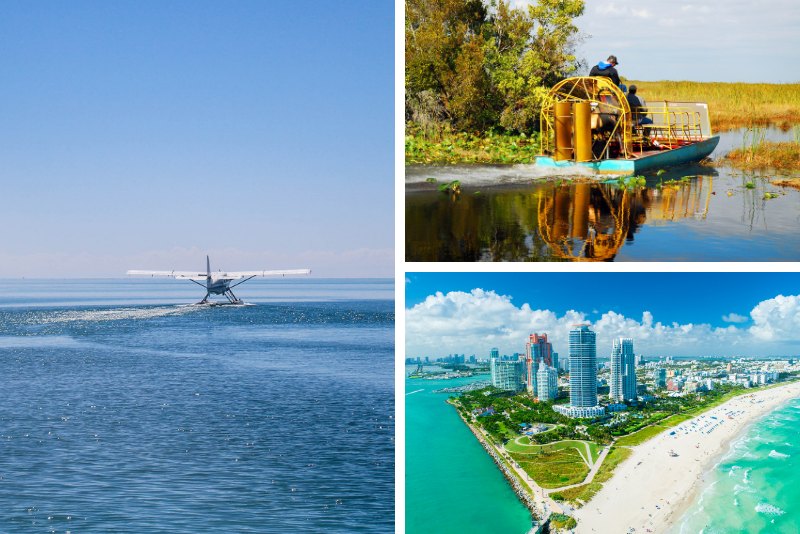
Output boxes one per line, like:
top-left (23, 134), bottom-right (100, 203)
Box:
top-left (540, 76), bottom-right (633, 161)
top-left (539, 77), bottom-right (713, 165)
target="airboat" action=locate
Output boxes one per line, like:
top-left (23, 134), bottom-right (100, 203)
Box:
top-left (535, 77), bottom-right (719, 175)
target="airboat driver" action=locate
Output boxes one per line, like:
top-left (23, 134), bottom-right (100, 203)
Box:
top-left (589, 55), bottom-right (620, 86)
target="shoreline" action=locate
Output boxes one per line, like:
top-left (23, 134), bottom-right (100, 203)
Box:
top-left (572, 381), bottom-right (800, 533)
top-left (448, 400), bottom-right (540, 516)
top-left (660, 388), bottom-right (799, 533)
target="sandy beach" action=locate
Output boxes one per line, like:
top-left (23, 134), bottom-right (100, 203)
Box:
top-left (573, 381), bottom-right (800, 534)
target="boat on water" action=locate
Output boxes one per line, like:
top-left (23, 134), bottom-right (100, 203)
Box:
top-left (534, 77), bottom-right (719, 175)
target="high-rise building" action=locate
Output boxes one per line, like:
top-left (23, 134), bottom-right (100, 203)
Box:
top-left (537, 366), bottom-right (558, 401)
top-left (490, 348), bottom-right (499, 360)
top-left (655, 368), bottom-right (667, 388)
top-left (610, 338), bottom-right (637, 402)
top-left (491, 358), bottom-right (524, 391)
top-left (552, 352), bottom-right (559, 371)
top-left (526, 333), bottom-right (553, 394)
top-left (569, 324), bottom-right (597, 408)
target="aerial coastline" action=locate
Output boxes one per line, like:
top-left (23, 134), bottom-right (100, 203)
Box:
top-left (572, 381), bottom-right (800, 533)
top-left (405, 275), bottom-right (800, 533)
top-left (445, 379), bottom-right (800, 533)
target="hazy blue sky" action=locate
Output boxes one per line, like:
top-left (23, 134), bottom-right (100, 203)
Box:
top-left (0, 1), bottom-right (392, 277)
top-left (511, 0), bottom-right (800, 83)
top-left (405, 273), bottom-right (800, 358)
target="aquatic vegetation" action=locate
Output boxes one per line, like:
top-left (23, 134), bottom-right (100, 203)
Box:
top-left (725, 141), bottom-right (800, 170)
top-left (405, 128), bottom-right (541, 164)
top-left (625, 79), bottom-right (800, 131)
top-left (437, 180), bottom-right (461, 194)
top-left (616, 175), bottom-right (647, 189)
top-left (426, 177), bottom-right (437, 182)
top-left (764, 192), bottom-right (780, 199)
top-left (772, 178), bottom-right (800, 190)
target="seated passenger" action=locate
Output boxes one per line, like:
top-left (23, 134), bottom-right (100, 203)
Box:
top-left (626, 85), bottom-right (662, 148)
top-left (589, 55), bottom-right (620, 86)
top-left (626, 85), bottom-right (652, 126)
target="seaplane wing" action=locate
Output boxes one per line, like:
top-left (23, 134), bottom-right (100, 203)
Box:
top-left (127, 257), bottom-right (311, 304)
top-left (126, 270), bottom-right (205, 277)
top-left (220, 269), bottom-right (312, 279)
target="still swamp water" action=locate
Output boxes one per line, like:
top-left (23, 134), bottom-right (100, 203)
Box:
top-left (406, 125), bottom-right (800, 261)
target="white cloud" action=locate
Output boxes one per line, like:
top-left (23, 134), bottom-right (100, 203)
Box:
top-left (596, 2), bottom-right (628, 15)
top-left (406, 289), bottom-right (800, 358)
top-left (722, 313), bottom-right (749, 323)
top-left (576, 0), bottom-right (799, 83)
top-left (749, 295), bottom-right (800, 341)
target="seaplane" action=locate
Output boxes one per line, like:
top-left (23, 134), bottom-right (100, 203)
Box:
top-left (127, 256), bottom-right (310, 304)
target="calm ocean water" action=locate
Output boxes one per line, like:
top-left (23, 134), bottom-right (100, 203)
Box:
top-left (669, 397), bottom-right (800, 534)
top-left (0, 279), bottom-right (394, 533)
top-left (405, 369), bottom-right (531, 534)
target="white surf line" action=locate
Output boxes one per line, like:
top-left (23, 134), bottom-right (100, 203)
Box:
top-left (406, 389), bottom-right (424, 395)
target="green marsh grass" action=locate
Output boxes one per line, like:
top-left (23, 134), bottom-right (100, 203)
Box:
top-left (626, 80), bottom-right (800, 131)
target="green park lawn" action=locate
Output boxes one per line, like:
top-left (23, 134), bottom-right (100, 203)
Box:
top-left (509, 448), bottom-right (590, 489)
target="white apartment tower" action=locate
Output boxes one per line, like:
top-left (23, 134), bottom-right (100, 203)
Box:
top-left (537, 366), bottom-right (558, 401)
top-left (569, 325), bottom-right (597, 407)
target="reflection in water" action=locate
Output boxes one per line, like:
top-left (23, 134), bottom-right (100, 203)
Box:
top-left (406, 124), bottom-right (800, 262)
top-left (405, 167), bottom-right (800, 262)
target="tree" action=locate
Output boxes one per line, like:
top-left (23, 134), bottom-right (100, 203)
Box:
top-left (406, 0), bottom-right (587, 133)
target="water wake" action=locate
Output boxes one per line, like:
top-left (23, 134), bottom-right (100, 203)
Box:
top-left (405, 163), bottom-right (615, 186)
top-left (38, 306), bottom-right (198, 324)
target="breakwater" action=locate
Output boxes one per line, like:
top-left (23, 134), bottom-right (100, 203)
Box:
top-left (434, 380), bottom-right (491, 394)
top-left (452, 402), bottom-right (540, 518)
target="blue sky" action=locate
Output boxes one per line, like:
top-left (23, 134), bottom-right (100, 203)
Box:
top-left (0, 1), bottom-right (393, 277)
top-left (509, 0), bottom-right (800, 83)
top-left (405, 273), bottom-right (800, 358)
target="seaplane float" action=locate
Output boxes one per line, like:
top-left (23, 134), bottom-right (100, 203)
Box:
top-left (535, 77), bottom-right (719, 175)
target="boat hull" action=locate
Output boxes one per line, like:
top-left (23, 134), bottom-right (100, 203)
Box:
top-left (534, 135), bottom-right (720, 175)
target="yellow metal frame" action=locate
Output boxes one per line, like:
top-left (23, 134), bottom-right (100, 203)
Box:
top-left (540, 78), bottom-right (710, 159)
top-left (633, 107), bottom-right (705, 151)
top-left (540, 77), bottom-right (632, 160)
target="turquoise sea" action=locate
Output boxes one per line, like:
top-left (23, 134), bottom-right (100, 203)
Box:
top-left (668, 397), bottom-right (800, 534)
top-left (405, 369), bottom-right (532, 534)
